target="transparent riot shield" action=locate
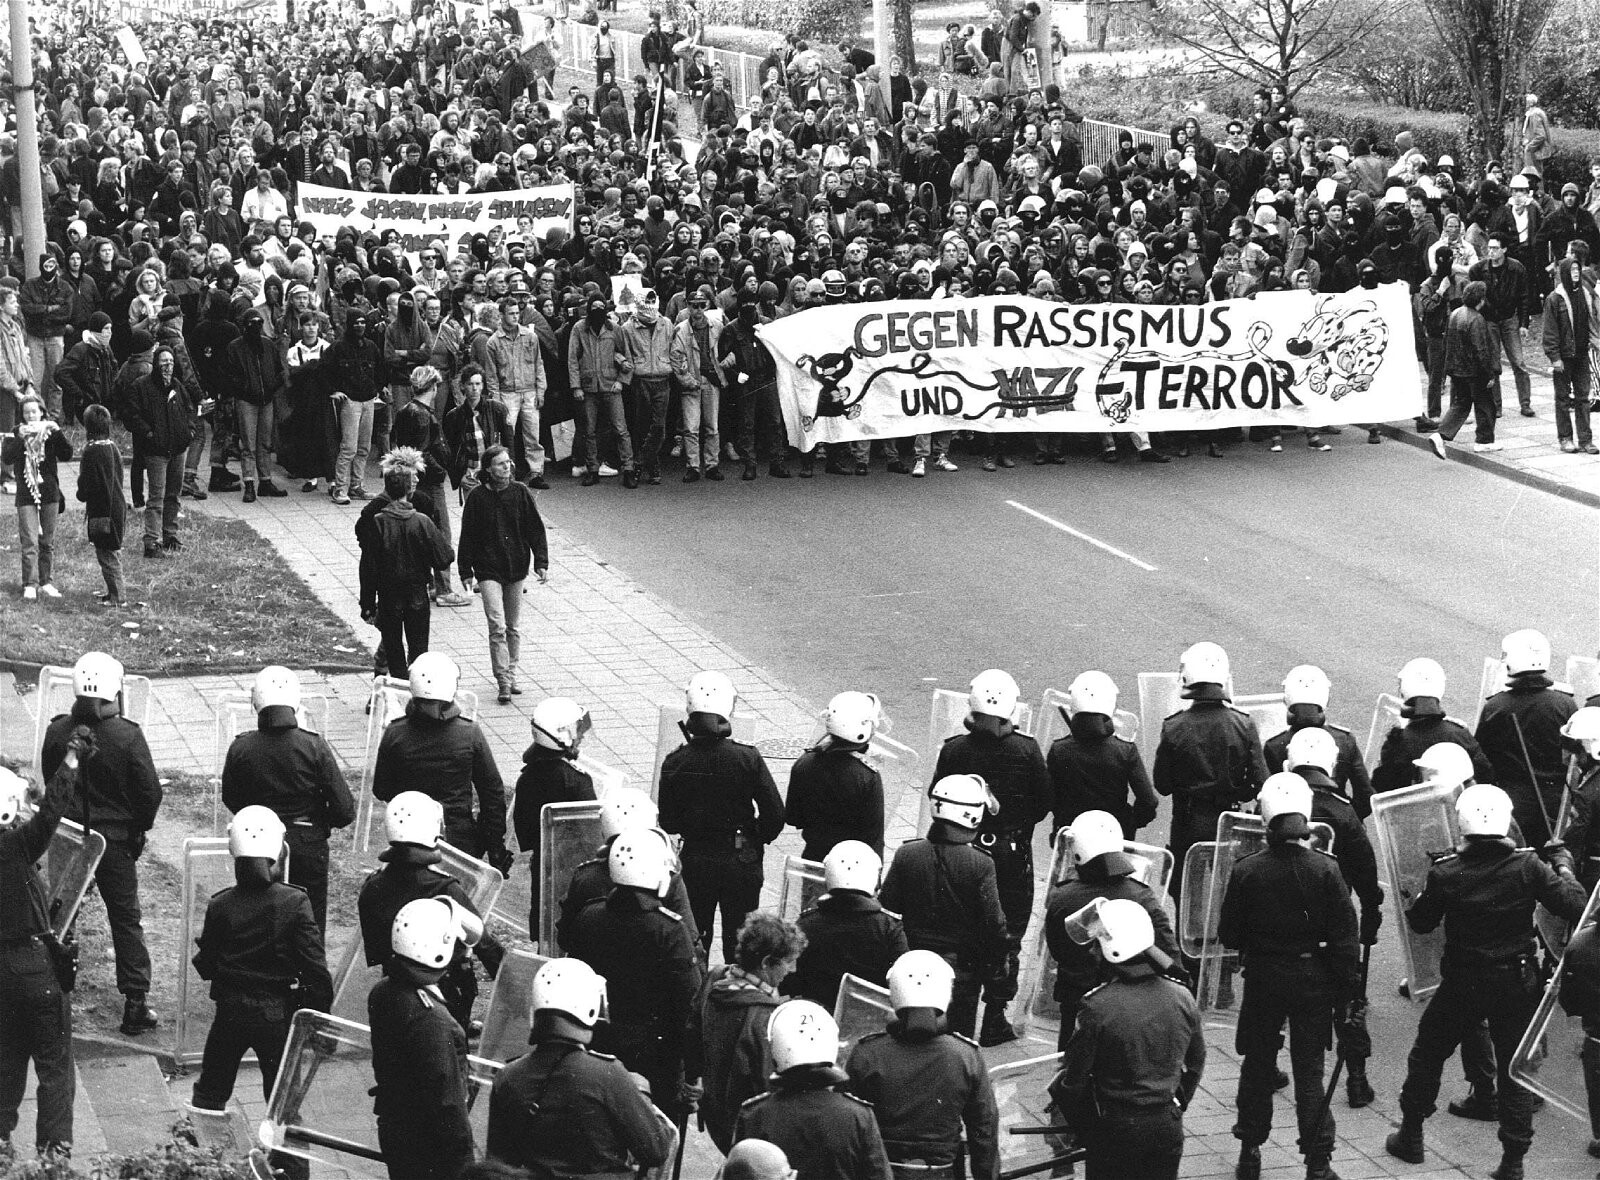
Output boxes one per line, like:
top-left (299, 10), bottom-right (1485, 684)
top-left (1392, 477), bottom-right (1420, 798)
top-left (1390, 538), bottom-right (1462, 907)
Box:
top-left (833, 972), bottom-right (893, 1060)
top-left (327, 842), bottom-right (504, 1026)
top-left (1034, 688), bottom-right (1141, 753)
top-left (1047, 826), bottom-right (1173, 895)
top-left (38, 818), bottom-right (105, 938)
top-left (778, 854), bottom-right (826, 922)
top-left (259, 1009), bottom-right (501, 1177)
top-left (1372, 782), bottom-right (1462, 1004)
top-left (532, 800), bottom-right (605, 953)
top-left (1235, 693), bottom-right (1288, 744)
top-left (649, 704), bottom-right (809, 799)
top-left (30, 666), bottom-right (152, 779)
top-left (478, 947), bottom-right (554, 1063)
top-left (1476, 657), bottom-right (1509, 727)
top-left (1137, 672), bottom-right (1184, 762)
top-left (1511, 880), bottom-right (1600, 1124)
top-left (989, 1051), bottom-right (1080, 1179)
top-left (1177, 842), bottom-right (1219, 958)
top-left (1569, 656), bottom-right (1600, 705)
top-left (925, 688), bottom-right (1034, 763)
top-left (210, 693), bottom-right (332, 834)
top-left (1364, 693), bottom-right (1405, 765)
top-left (176, 838), bottom-right (289, 1066)
top-left (352, 677), bottom-right (479, 853)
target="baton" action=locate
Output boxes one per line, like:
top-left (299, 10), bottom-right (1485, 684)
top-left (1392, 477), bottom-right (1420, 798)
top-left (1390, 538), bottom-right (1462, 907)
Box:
top-left (999, 1148), bottom-right (1088, 1179)
top-left (1511, 712), bottom-right (1558, 842)
top-left (668, 1108), bottom-right (689, 1180)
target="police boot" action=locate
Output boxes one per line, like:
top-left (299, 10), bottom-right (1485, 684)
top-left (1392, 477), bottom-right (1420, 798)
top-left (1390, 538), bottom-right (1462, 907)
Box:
top-left (1489, 1149), bottom-right (1525, 1180)
top-left (1304, 1154), bottom-right (1339, 1180)
top-left (1446, 1087), bottom-right (1498, 1120)
top-left (1345, 1059), bottom-right (1375, 1108)
top-left (1384, 1117), bottom-right (1425, 1165)
top-left (1235, 1143), bottom-right (1261, 1180)
top-left (120, 993), bottom-right (159, 1035)
top-left (978, 1003), bottom-right (1018, 1047)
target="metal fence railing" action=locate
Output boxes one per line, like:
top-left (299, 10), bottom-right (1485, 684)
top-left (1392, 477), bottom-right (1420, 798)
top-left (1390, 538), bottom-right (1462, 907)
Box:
top-left (1079, 117), bottom-right (1168, 170)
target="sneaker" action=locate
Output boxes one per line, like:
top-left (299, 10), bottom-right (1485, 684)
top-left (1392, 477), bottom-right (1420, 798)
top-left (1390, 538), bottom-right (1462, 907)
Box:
top-left (997, 454), bottom-right (1016, 468)
top-left (982, 457), bottom-right (997, 471)
top-left (1475, 441), bottom-right (1505, 452)
top-left (1138, 448), bottom-right (1171, 464)
top-left (1207, 442), bottom-right (1225, 458)
top-left (597, 463), bottom-right (620, 478)
top-left (349, 487), bottom-right (373, 500)
top-left (1562, 440), bottom-right (1579, 453)
top-left (854, 462), bottom-right (870, 476)
top-left (1269, 440), bottom-right (1283, 452)
top-left (1368, 429), bottom-right (1383, 444)
top-left (257, 480), bottom-right (288, 497)
top-left (21, 585), bottom-right (36, 600)
top-left (1307, 436), bottom-right (1331, 452)
top-left (1428, 432), bottom-right (1448, 460)
top-left (1099, 449), bottom-right (1120, 464)
top-left (911, 458), bottom-right (927, 477)
top-left (437, 592), bottom-right (473, 608)
top-left (1586, 444), bottom-right (1600, 455)
top-left (333, 492), bottom-right (352, 505)
top-left (302, 479), bottom-right (320, 492)
top-left (39, 584), bottom-right (61, 598)
top-left (1321, 425), bottom-right (1344, 435)
top-left (705, 466), bottom-right (724, 481)
top-left (683, 467), bottom-right (701, 483)
top-left (934, 455), bottom-right (958, 472)
top-left (569, 464), bottom-right (585, 478)
top-left (529, 475), bottom-right (550, 490)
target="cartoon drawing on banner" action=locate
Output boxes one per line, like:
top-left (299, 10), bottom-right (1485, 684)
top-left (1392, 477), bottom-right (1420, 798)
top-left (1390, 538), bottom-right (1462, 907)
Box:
top-left (1284, 299), bottom-right (1390, 400)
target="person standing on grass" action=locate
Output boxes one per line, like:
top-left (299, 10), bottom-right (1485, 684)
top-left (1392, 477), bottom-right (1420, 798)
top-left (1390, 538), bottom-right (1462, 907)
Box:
top-left (3, 392), bottom-right (70, 601)
top-left (122, 344), bottom-right (194, 558)
top-left (457, 445), bottom-right (549, 706)
top-left (76, 404), bottom-right (128, 607)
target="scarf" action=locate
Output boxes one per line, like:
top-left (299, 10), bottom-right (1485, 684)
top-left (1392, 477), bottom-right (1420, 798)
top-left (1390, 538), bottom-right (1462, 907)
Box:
top-left (17, 423), bottom-right (53, 504)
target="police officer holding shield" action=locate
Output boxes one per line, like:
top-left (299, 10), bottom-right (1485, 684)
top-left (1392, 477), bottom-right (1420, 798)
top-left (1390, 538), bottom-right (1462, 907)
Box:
top-left (556, 788), bottom-right (698, 952)
top-left (1371, 658), bottom-right (1492, 796)
top-left (788, 841), bottom-right (908, 1009)
top-left (1476, 629), bottom-right (1578, 846)
top-left (1265, 666), bottom-right (1373, 819)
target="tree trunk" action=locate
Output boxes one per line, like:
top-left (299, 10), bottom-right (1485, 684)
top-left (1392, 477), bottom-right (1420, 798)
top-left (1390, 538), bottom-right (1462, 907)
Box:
top-left (892, 0), bottom-right (917, 73)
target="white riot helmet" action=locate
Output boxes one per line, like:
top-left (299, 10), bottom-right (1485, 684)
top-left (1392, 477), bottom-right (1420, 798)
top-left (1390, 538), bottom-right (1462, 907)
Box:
top-left (251, 665), bottom-right (301, 712)
top-left (1067, 810), bottom-right (1123, 864)
top-left (1064, 897), bottom-right (1155, 963)
top-left (530, 959), bottom-right (608, 1028)
top-left (1283, 665), bottom-right (1331, 709)
top-left (823, 691), bottom-right (882, 745)
top-left (532, 697), bottom-right (592, 753)
top-left (1457, 783), bottom-right (1513, 838)
top-left (968, 669), bottom-right (1021, 720)
top-left (0, 767), bottom-right (30, 826)
top-left (1284, 727), bottom-right (1338, 776)
top-left (228, 805), bottom-right (286, 860)
top-left (1502, 629), bottom-right (1552, 676)
top-left (392, 896), bottom-right (482, 968)
top-left (887, 950), bottom-right (954, 1012)
top-left (1258, 772), bottom-right (1314, 827)
top-left (767, 1000), bottom-right (840, 1073)
top-left (1563, 707), bottom-right (1600, 759)
top-left (408, 651), bottom-right (460, 702)
top-left (929, 774), bottom-right (999, 831)
top-left (823, 840), bottom-right (881, 895)
top-left (384, 791), bottom-right (444, 848)
top-left (72, 651), bottom-right (124, 701)
top-left (1414, 742), bottom-right (1475, 789)
top-left (686, 670), bottom-right (737, 719)
top-left (609, 827), bottom-right (674, 897)
top-left (1065, 671), bottom-right (1118, 718)
top-left (1398, 657), bottom-right (1447, 702)
top-left (599, 787), bottom-right (659, 840)
top-left (1179, 642), bottom-right (1229, 694)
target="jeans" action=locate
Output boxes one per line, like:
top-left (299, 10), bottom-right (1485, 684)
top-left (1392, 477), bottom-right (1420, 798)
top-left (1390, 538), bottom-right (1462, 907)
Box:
top-left (581, 389), bottom-right (634, 471)
top-left (237, 401), bottom-right (276, 484)
top-left (1489, 316), bottom-right (1533, 411)
top-left (17, 500), bottom-right (57, 587)
top-left (26, 335), bottom-right (64, 421)
top-left (424, 484), bottom-right (454, 595)
top-left (498, 387), bottom-right (546, 478)
top-left (95, 544), bottom-right (125, 600)
top-left (335, 398), bottom-right (377, 493)
top-left (185, 411), bottom-right (223, 478)
top-left (1424, 337), bottom-right (1446, 419)
top-left (633, 376), bottom-right (672, 473)
top-left (1554, 362), bottom-right (1594, 445)
top-left (680, 382), bottom-right (720, 470)
top-left (97, 837), bottom-right (153, 994)
top-left (141, 452), bottom-right (183, 547)
top-left (912, 431), bottom-right (952, 459)
top-left (0, 941), bottom-right (73, 1152)
top-left (479, 578), bottom-right (524, 692)
top-left (1439, 375), bottom-right (1496, 444)
top-left (378, 585), bottom-right (431, 677)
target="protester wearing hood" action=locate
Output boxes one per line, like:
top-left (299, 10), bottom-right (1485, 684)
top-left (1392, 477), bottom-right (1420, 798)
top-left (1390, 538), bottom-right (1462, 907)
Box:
top-left (19, 251), bottom-right (72, 420)
top-left (328, 311), bottom-right (383, 504)
top-left (225, 307), bottom-right (288, 502)
top-left (355, 455), bottom-right (455, 678)
top-left (122, 344), bottom-right (193, 558)
top-left (1543, 254), bottom-right (1600, 454)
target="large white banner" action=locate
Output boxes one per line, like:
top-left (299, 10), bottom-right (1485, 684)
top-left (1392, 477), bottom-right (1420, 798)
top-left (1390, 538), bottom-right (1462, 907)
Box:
top-left (296, 182), bottom-right (575, 256)
top-left (761, 286), bottom-right (1421, 446)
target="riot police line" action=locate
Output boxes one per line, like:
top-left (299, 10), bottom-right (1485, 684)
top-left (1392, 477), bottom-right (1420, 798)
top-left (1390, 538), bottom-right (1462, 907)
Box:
top-left (5, 628), bottom-right (1600, 1180)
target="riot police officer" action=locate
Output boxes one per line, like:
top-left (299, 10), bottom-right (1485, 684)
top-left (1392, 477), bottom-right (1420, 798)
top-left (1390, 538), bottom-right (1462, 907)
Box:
top-left (358, 792), bottom-right (489, 1034)
top-left (1050, 899), bottom-right (1206, 1180)
top-left (788, 841), bottom-right (908, 1008)
top-left (192, 806), bottom-right (331, 1180)
top-left (1043, 810), bottom-right (1180, 1052)
top-left (372, 652), bottom-right (512, 872)
top-left (0, 738), bottom-right (91, 1156)
top-left (930, 669), bottom-right (1050, 1045)
top-left (563, 828), bottom-right (704, 1127)
top-left (879, 774), bottom-right (1009, 1040)
top-left (1387, 784), bottom-right (1587, 1180)
top-left (1218, 773), bottom-right (1358, 1180)
top-left (369, 896), bottom-right (482, 1180)
top-left (556, 788), bottom-right (698, 951)
top-left (1476, 629), bottom-right (1578, 845)
top-left (1154, 642), bottom-right (1268, 971)
top-left (1556, 913), bottom-right (1600, 1158)
top-left (486, 959), bottom-right (674, 1177)
top-left (845, 950), bottom-right (1000, 1180)
top-left (221, 666), bottom-right (355, 935)
top-left (41, 652), bottom-right (162, 1036)
top-left (512, 697), bottom-right (597, 936)
top-left (732, 1000), bottom-right (892, 1180)
top-left (1046, 672), bottom-right (1157, 840)
top-left (1371, 658), bottom-right (1492, 796)
top-left (1265, 666), bottom-right (1373, 819)
top-left (786, 691), bottom-right (888, 859)
top-left (1561, 708), bottom-right (1600, 891)
top-left (658, 671), bottom-right (785, 962)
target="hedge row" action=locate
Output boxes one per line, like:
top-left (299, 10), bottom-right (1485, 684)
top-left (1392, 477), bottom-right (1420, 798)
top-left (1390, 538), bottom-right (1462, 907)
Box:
top-left (697, 0), bottom-right (854, 44)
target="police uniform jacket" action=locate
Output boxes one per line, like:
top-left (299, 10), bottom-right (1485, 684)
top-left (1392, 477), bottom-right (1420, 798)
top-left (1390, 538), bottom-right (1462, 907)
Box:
top-left (193, 869), bottom-right (332, 1008)
top-left (1407, 836), bottom-right (1586, 972)
top-left (221, 707), bottom-right (354, 833)
top-left (786, 742), bottom-right (885, 859)
top-left (367, 969), bottom-right (474, 1167)
top-left (372, 698), bottom-right (507, 856)
top-left (358, 844), bottom-right (478, 968)
top-left (1558, 922), bottom-right (1600, 1020)
top-left (1300, 768), bottom-right (1384, 919)
top-left (556, 844), bottom-right (698, 951)
top-left (733, 1063), bottom-right (894, 1180)
top-left (1044, 858), bottom-right (1179, 1003)
top-left (658, 715), bottom-right (785, 853)
top-left (1370, 703), bottom-right (1492, 796)
top-left (878, 822), bottom-right (1008, 966)
top-left (1153, 699), bottom-right (1268, 851)
top-left (0, 760), bottom-right (73, 941)
top-left (42, 699), bottom-right (161, 841)
top-left (1264, 715), bottom-right (1373, 819)
top-left (1047, 713), bottom-right (1157, 838)
top-left (1476, 675), bottom-right (1578, 802)
top-left (1217, 841), bottom-right (1359, 986)
top-left (1048, 961), bottom-right (1205, 1129)
top-left (486, 1038), bottom-right (672, 1179)
top-left (1559, 765), bottom-right (1600, 881)
top-left (788, 891), bottom-right (909, 1009)
top-left (511, 745), bottom-right (596, 854)
top-left (845, 1020), bottom-right (999, 1177)
top-left (932, 717), bottom-right (1050, 839)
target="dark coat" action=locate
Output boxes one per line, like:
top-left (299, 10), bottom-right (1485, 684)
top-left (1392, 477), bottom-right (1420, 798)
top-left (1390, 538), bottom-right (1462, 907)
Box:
top-left (75, 438), bottom-right (126, 550)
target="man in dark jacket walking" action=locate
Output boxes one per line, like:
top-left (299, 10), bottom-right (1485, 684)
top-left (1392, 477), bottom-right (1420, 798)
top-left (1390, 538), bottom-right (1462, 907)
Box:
top-left (357, 460), bottom-right (454, 677)
top-left (457, 445), bottom-right (548, 704)
top-left (121, 344), bottom-right (194, 557)
top-left (1429, 279), bottom-right (1502, 456)
top-left (227, 308), bottom-right (287, 501)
